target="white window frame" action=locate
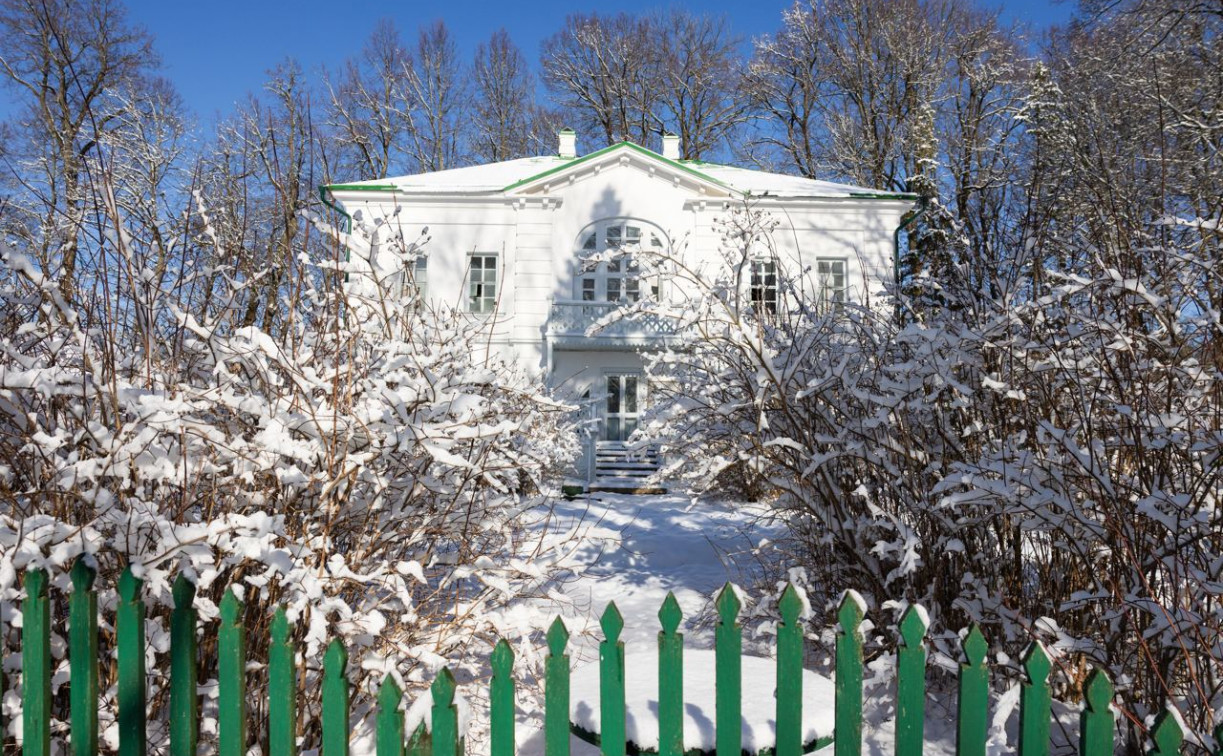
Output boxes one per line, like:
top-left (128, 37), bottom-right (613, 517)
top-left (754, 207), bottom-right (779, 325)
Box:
top-left (602, 370), bottom-right (645, 443)
top-left (816, 258), bottom-right (848, 304)
top-left (468, 253), bottom-right (499, 314)
top-left (402, 255), bottom-right (428, 303)
top-left (749, 257), bottom-right (779, 314)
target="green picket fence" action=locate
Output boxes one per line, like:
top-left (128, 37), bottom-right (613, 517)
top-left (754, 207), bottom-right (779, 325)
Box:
top-left (0, 559), bottom-right (1208, 756)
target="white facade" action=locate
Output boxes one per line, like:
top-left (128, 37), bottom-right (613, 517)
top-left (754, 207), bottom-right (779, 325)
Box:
top-left (326, 136), bottom-right (916, 484)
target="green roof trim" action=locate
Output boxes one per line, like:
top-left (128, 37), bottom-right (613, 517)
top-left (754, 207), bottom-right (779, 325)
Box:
top-left (501, 140), bottom-right (732, 193)
top-left (321, 182), bottom-right (400, 192)
top-left (849, 191), bottom-right (921, 200)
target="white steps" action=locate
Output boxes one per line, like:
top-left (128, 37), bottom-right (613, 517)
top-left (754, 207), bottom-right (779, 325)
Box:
top-left (591, 442), bottom-right (665, 494)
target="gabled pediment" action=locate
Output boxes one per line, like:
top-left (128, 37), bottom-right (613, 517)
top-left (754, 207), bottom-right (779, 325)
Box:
top-left (502, 141), bottom-right (738, 199)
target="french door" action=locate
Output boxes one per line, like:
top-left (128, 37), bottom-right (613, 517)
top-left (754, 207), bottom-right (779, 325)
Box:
top-left (604, 374), bottom-right (643, 442)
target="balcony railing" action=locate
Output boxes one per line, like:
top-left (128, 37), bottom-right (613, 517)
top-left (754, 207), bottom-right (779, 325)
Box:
top-left (546, 300), bottom-right (675, 339)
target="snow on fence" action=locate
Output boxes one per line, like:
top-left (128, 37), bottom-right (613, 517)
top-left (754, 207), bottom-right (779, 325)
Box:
top-left (1, 560), bottom-right (1197, 756)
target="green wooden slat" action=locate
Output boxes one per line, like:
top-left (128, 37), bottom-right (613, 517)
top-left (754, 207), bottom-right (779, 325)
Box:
top-left (170, 575), bottom-right (198, 756)
top-left (1147, 709), bottom-right (1183, 756)
top-left (600, 604), bottom-right (627, 756)
top-left (545, 618), bottom-right (571, 756)
top-left (377, 674), bottom-right (405, 756)
top-left (776, 585), bottom-right (803, 756)
top-left (117, 567), bottom-right (147, 756)
top-left (219, 589), bottom-right (247, 756)
top-left (407, 723), bottom-right (432, 756)
top-left (491, 640), bottom-right (515, 756)
top-left (270, 608), bottom-right (298, 756)
top-left (1018, 642), bottom-right (1051, 756)
top-left (433, 667), bottom-right (461, 756)
top-left (895, 606), bottom-right (927, 756)
top-left (715, 584), bottom-right (742, 756)
top-left (70, 558), bottom-right (99, 756)
top-left (22, 568), bottom-right (50, 756)
top-left (323, 640), bottom-right (350, 756)
top-left (1079, 668), bottom-right (1113, 756)
top-left (956, 625), bottom-right (988, 756)
top-left (834, 593), bottom-right (864, 756)
top-left (658, 593), bottom-right (684, 756)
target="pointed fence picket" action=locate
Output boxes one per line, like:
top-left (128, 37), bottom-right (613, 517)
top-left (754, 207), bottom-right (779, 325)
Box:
top-left (2, 567), bottom-right (1206, 756)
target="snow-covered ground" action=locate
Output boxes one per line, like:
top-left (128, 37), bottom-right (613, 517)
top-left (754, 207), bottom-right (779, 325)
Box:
top-left (542, 491), bottom-right (779, 655)
top-left (509, 492), bottom-right (971, 756)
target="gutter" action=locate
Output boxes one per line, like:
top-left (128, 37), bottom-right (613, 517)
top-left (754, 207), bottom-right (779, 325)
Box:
top-left (892, 196), bottom-right (928, 289)
top-left (318, 185), bottom-right (353, 232)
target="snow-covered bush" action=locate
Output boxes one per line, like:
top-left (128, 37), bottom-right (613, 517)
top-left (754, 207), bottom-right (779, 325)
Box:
top-left (639, 203), bottom-right (1223, 751)
top-left (0, 195), bottom-right (579, 750)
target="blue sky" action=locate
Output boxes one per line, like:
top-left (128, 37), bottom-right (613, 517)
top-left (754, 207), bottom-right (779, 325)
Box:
top-left (0, 0), bottom-right (1075, 126)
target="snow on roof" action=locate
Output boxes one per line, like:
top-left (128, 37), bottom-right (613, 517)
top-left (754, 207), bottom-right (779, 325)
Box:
top-left (327, 143), bottom-right (913, 200)
top-left (335, 156), bottom-right (568, 194)
top-left (690, 162), bottom-right (899, 198)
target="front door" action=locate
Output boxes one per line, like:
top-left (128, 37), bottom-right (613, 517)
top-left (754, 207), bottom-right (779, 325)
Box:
top-left (604, 374), bottom-right (642, 442)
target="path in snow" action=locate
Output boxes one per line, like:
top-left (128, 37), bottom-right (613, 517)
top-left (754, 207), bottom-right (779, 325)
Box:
top-left (545, 491), bottom-right (778, 656)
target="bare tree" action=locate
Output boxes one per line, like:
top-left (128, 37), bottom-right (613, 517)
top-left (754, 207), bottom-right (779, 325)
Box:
top-left (649, 10), bottom-right (748, 160)
top-left (740, 6), bottom-right (825, 175)
top-left (471, 29), bottom-right (536, 163)
top-left (324, 19), bottom-right (413, 180)
top-left (541, 12), bottom-right (658, 149)
top-left (208, 60), bottom-right (321, 335)
top-left (0, 0), bottom-right (157, 304)
top-left (404, 21), bottom-right (467, 172)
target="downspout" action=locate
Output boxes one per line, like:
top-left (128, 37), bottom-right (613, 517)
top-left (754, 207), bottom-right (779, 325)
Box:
top-left (892, 196), bottom-right (928, 289)
top-left (319, 186), bottom-right (353, 283)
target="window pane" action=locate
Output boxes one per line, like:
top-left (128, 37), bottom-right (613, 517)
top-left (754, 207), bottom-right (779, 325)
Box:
top-left (606, 226), bottom-right (621, 247)
top-left (626, 278), bottom-right (640, 301)
top-left (625, 377), bottom-right (637, 412)
top-left (608, 278), bottom-right (621, 301)
top-left (583, 233), bottom-right (597, 250)
top-left (624, 418), bottom-right (638, 438)
top-left (582, 278), bottom-right (596, 301)
top-left (607, 417), bottom-right (621, 441)
top-left (607, 377), bottom-right (620, 413)
top-left (470, 255), bottom-right (497, 312)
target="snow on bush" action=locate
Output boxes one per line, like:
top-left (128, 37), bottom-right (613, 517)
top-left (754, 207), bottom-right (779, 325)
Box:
top-left (0, 200), bottom-right (579, 750)
top-left (636, 203), bottom-right (1223, 748)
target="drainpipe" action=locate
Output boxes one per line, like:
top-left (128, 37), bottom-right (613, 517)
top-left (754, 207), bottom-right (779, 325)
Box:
top-left (892, 196), bottom-right (928, 290)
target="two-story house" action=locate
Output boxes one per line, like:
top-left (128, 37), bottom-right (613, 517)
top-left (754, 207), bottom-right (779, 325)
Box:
top-left (324, 132), bottom-right (916, 489)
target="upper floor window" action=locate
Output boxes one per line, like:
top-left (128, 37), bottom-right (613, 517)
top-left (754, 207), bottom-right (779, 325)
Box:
top-left (469, 254), bottom-right (498, 313)
top-left (749, 259), bottom-right (778, 314)
top-left (575, 219), bottom-right (665, 302)
top-left (816, 258), bottom-right (847, 304)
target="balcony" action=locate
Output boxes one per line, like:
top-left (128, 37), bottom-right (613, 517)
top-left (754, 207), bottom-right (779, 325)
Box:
top-left (546, 300), bottom-right (677, 349)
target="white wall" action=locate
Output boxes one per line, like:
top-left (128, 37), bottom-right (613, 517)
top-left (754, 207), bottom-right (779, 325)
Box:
top-left (333, 163), bottom-right (911, 379)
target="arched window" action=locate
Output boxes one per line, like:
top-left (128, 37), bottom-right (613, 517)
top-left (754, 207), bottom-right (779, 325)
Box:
top-left (574, 219), bottom-right (665, 302)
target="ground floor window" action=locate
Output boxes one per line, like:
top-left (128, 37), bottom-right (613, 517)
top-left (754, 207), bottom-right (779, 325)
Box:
top-left (816, 258), bottom-right (847, 303)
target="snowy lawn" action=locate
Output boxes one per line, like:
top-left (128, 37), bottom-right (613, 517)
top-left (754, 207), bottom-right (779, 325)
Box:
top-left (506, 492), bottom-right (995, 756)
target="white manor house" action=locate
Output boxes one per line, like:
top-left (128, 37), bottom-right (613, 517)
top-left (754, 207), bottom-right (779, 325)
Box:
top-left (325, 131), bottom-right (916, 488)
